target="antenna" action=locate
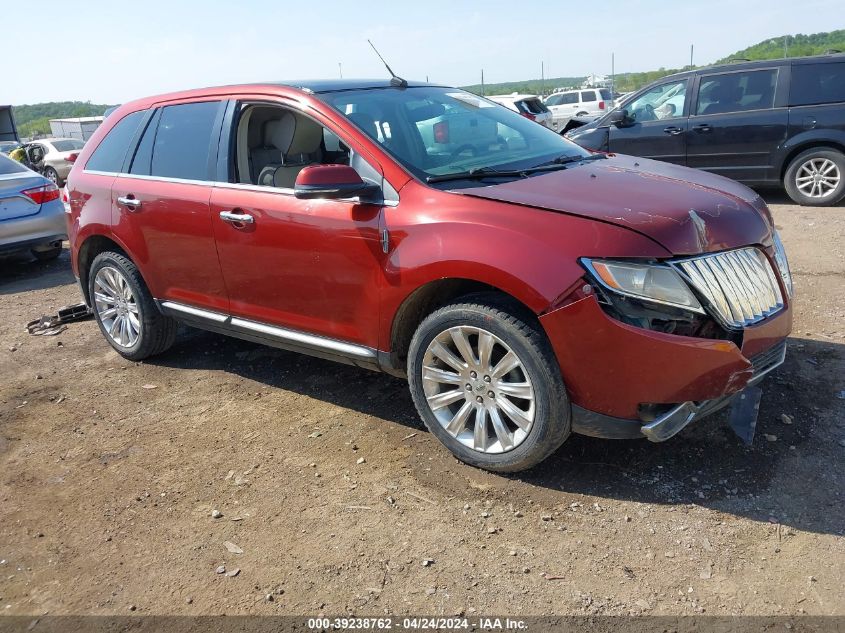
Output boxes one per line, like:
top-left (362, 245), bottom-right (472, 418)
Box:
top-left (367, 40), bottom-right (408, 88)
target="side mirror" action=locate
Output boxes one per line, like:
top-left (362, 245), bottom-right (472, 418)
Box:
top-left (609, 108), bottom-right (631, 127)
top-left (294, 164), bottom-right (380, 201)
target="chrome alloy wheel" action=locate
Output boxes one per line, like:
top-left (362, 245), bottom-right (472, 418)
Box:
top-left (795, 158), bottom-right (841, 198)
top-left (93, 266), bottom-right (141, 348)
top-left (421, 326), bottom-right (536, 454)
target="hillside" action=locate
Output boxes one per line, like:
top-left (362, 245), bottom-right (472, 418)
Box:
top-left (12, 101), bottom-right (114, 138)
top-left (462, 29), bottom-right (845, 96)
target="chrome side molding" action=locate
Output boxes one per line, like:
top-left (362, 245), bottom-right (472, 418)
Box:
top-left (158, 300), bottom-right (377, 365)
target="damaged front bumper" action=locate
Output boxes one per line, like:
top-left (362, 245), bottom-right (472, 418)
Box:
top-left (539, 294), bottom-right (791, 442)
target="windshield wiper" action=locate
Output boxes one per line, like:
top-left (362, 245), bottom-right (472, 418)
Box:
top-left (543, 153), bottom-right (608, 167)
top-left (426, 167), bottom-right (528, 184)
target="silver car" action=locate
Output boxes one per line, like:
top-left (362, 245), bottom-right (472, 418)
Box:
top-left (23, 137), bottom-right (85, 185)
top-left (0, 153), bottom-right (67, 261)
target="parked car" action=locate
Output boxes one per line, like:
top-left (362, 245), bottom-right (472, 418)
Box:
top-left (22, 137), bottom-right (85, 186)
top-left (0, 140), bottom-right (20, 155)
top-left (0, 153), bottom-right (66, 261)
top-left (567, 53), bottom-right (845, 206)
top-left (487, 94), bottom-right (555, 130)
top-left (66, 79), bottom-right (792, 472)
top-left (544, 88), bottom-right (615, 130)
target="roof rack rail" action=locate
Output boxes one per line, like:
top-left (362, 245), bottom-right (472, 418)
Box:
top-left (728, 58), bottom-right (750, 63)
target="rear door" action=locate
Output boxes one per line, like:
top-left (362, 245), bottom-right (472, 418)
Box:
top-left (686, 66), bottom-right (787, 183)
top-left (111, 100), bottom-right (229, 313)
top-left (606, 78), bottom-right (690, 165)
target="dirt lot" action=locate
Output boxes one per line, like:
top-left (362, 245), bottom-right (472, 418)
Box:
top-left (0, 193), bottom-right (843, 618)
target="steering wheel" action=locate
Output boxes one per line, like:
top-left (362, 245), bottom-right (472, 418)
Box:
top-left (450, 144), bottom-right (477, 160)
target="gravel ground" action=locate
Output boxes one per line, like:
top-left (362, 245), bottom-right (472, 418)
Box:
top-left (0, 193), bottom-right (843, 617)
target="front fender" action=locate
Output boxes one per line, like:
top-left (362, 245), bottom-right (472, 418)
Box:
top-left (378, 183), bottom-right (670, 351)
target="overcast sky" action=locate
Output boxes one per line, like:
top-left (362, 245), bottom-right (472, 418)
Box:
top-left (3, 0), bottom-right (842, 105)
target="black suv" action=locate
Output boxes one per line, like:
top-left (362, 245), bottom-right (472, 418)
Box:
top-left (566, 53), bottom-right (845, 206)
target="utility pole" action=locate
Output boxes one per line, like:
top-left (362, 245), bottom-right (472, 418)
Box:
top-left (784, 35), bottom-right (789, 58)
top-left (611, 52), bottom-right (615, 96)
top-left (690, 44), bottom-right (694, 69)
top-left (338, 62), bottom-right (343, 79)
top-left (541, 61), bottom-right (545, 96)
top-left (481, 69), bottom-right (485, 96)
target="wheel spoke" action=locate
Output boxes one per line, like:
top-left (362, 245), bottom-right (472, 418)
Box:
top-left (473, 407), bottom-right (488, 451)
top-left (445, 400), bottom-right (473, 436)
top-left (477, 330), bottom-right (495, 371)
top-left (491, 351), bottom-right (519, 380)
top-left (99, 308), bottom-right (118, 319)
top-left (422, 365), bottom-right (463, 385)
top-left (497, 395), bottom-right (532, 431)
top-left (496, 381), bottom-right (533, 399)
top-left (430, 340), bottom-right (466, 373)
top-left (426, 389), bottom-right (466, 411)
top-left (450, 328), bottom-right (477, 366)
top-left (489, 408), bottom-right (514, 451)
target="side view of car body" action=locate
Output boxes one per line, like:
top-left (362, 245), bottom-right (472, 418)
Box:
top-left (0, 153), bottom-right (66, 260)
top-left (66, 80), bottom-right (793, 472)
top-left (544, 88), bottom-right (615, 130)
top-left (487, 94), bottom-right (555, 131)
top-left (566, 53), bottom-right (845, 206)
top-left (22, 137), bottom-right (85, 186)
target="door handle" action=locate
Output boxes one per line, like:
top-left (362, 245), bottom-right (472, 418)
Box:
top-left (219, 210), bottom-right (254, 225)
top-left (693, 124), bottom-right (712, 133)
top-left (117, 195), bottom-right (141, 210)
top-left (663, 126), bottom-right (684, 136)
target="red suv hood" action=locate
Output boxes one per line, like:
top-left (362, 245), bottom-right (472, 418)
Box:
top-left (456, 155), bottom-right (773, 256)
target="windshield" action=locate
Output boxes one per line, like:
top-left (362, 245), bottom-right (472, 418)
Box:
top-left (319, 86), bottom-right (590, 186)
top-left (51, 139), bottom-right (85, 152)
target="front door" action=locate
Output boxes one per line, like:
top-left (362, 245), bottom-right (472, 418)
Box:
top-left (209, 104), bottom-right (384, 349)
top-left (685, 67), bottom-right (787, 183)
top-left (608, 78), bottom-right (690, 165)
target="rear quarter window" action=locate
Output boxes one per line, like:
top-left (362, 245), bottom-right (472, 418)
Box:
top-left (790, 61), bottom-right (845, 106)
top-left (85, 110), bottom-right (145, 173)
top-left (580, 91), bottom-right (597, 102)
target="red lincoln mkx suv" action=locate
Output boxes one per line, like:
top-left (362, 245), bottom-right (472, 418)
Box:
top-left (65, 80), bottom-right (793, 472)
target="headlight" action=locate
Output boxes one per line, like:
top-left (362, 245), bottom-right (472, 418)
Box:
top-left (582, 258), bottom-right (704, 313)
top-left (772, 230), bottom-right (793, 297)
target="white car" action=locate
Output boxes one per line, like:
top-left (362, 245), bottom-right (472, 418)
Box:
top-left (544, 88), bottom-right (615, 130)
top-left (22, 137), bottom-right (85, 185)
top-left (486, 94), bottom-right (555, 130)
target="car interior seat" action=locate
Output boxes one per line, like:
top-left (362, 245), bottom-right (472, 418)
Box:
top-left (254, 112), bottom-right (324, 189)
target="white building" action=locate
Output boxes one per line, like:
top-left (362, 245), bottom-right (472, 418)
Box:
top-left (49, 116), bottom-right (104, 141)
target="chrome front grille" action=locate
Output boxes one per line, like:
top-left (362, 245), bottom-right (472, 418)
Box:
top-left (673, 248), bottom-right (784, 328)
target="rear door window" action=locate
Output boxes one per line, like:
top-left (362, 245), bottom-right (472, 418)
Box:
top-left (790, 62), bottom-right (845, 106)
top-left (148, 101), bottom-right (222, 181)
top-left (695, 69), bottom-right (777, 115)
top-left (85, 110), bottom-right (145, 173)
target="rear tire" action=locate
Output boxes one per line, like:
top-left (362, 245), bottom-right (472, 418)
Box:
top-left (88, 251), bottom-right (177, 361)
top-left (784, 147), bottom-right (845, 206)
top-left (407, 294), bottom-right (571, 472)
top-left (42, 166), bottom-right (59, 185)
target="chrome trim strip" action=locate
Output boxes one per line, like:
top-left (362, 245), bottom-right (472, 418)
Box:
top-left (159, 300), bottom-right (376, 360)
top-left (229, 317), bottom-right (376, 359)
top-left (160, 301), bottom-right (229, 323)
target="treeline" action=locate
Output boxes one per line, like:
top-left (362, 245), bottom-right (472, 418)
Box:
top-left (462, 29), bottom-right (845, 97)
top-left (13, 101), bottom-right (114, 137)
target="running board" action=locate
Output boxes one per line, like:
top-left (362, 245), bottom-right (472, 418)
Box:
top-left (158, 300), bottom-right (380, 370)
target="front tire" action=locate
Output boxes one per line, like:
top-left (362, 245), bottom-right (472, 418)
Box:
top-left (407, 295), bottom-right (571, 472)
top-left (88, 251), bottom-right (177, 361)
top-left (784, 148), bottom-right (845, 206)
